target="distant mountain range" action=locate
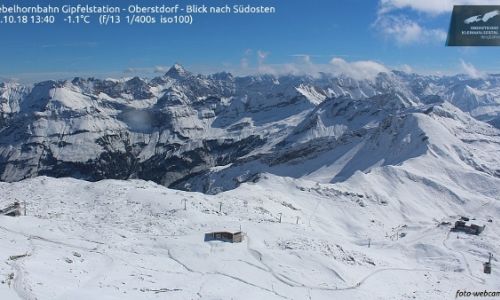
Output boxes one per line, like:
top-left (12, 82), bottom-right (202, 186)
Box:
top-left (0, 64), bottom-right (499, 193)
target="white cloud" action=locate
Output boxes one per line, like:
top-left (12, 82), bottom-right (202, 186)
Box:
top-left (398, 64), bottom-right (414, 73)
top-left (380, 0), bottom-right (500, 15)
top-left (329, 58), bottom-right (389, 80)
top-left (257, 50), bottom-right (270, 66)
top-left (239, 49), bottom-right (266, 70)
top-left (374, 15), bottom-right (447, 45)
top-left (375, 0), bottom-right (500, 46)
top-left (233, 50), bottom-right (390, 80)
top-left (153, 66), bottom-right (168, 73)
top-left (460, 59), bottom-right (485, 78)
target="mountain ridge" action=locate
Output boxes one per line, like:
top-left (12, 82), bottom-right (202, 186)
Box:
top-left (0, 65), bottom-right (499, 191)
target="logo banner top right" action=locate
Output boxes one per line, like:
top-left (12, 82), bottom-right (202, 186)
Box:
top-left (447, 5), bottom-right (500, 46)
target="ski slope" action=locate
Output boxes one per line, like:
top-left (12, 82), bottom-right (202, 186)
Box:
top-left (0, 175), bottom-right (498, 299)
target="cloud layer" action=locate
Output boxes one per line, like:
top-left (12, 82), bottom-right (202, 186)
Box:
top-left (374, 15), bottom-right (447, 45)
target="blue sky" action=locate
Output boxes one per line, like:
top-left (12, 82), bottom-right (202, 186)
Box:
top-left (0, 0), bottom-right (499, 81)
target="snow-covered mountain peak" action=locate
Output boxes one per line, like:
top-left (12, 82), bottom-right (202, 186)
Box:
top-left (165, 63), bottom-right (192, 79)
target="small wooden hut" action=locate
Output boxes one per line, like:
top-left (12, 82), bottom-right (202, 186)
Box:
top-left (204, 231), bottom-right (243, 243)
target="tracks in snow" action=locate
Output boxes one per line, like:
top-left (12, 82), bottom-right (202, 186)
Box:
top-left (245, 234), bottom-right (434, 292)
top-left (442, 230), bottom-right (485, 284)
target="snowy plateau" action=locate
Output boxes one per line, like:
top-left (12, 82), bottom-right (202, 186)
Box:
top-left (0, 65), bottom-right (499, 299)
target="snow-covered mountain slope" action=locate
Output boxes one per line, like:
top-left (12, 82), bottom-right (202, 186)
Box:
top-left (0, 176), bottom-right (498, 300)
top-left (0, 67), bottom-right (499, 299)
top-left (177, 96), bottom-right (500, 195)
top-left (0, 66), bottom-right (333, 185)
top-left (0, 66), bottom-right (499, 187)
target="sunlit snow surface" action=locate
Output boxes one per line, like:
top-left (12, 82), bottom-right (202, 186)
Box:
top-left (0, 175), bottom-right (498, 300)
top-left (1, 68), bottom-right (500, 299)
